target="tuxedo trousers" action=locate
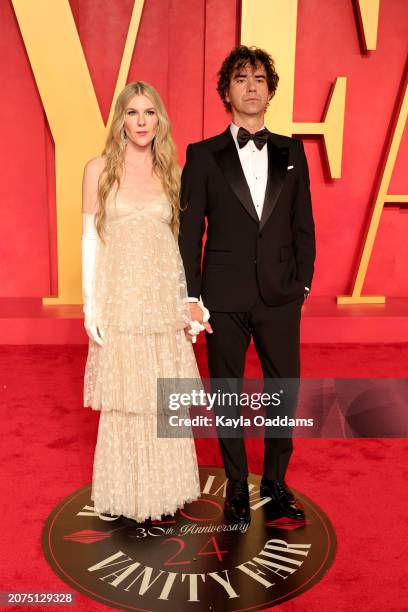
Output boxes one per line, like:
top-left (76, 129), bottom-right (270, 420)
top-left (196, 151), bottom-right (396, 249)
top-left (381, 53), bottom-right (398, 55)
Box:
top-left (205, 293), bottom-right (303, 482)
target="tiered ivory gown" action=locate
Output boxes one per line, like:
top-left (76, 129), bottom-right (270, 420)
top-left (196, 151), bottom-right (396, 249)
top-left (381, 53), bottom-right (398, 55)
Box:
top-left (83, 184), bottom-right (201, 522)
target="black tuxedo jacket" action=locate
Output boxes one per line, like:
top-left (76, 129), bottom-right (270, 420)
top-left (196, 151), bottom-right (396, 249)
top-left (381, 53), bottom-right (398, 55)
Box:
top-left (179, 127), bottom-right (316, 311)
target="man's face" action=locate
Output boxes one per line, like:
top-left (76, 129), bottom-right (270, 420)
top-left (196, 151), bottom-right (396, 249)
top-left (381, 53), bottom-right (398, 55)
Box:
top-left (226, 62), bottom-right (270, 117)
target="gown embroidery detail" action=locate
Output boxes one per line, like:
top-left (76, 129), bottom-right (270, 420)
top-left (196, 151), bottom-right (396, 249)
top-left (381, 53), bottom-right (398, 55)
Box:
top-left (83, 186), bottom-right (200, 522)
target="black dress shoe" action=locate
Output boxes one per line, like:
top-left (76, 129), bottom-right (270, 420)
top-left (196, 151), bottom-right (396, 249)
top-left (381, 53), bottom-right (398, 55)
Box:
top-left (224, 479), bottom-right (251, 524)
top-left (260, 479), bottom-right (305, 520)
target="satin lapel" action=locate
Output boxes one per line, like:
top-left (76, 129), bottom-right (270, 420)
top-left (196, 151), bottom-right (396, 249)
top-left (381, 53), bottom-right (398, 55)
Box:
top-left (213, 132), bottom-right (259, 224)
top-left (259, 139), bottom-right (289, 230)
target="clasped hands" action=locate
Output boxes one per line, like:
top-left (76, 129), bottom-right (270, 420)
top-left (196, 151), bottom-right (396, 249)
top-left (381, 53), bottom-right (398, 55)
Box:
top-left (185, 301), bottom-right (213, 343)
top-left (84, 303), bottom-right (212, 347)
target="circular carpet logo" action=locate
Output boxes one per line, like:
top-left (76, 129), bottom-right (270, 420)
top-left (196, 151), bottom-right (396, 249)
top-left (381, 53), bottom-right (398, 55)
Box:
top-left (43, 467), bottom-right (336, 611)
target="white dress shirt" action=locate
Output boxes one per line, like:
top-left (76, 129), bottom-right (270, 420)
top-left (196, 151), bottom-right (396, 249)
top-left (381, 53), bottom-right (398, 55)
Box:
top-left (230, 122), bottom-right (268, 220)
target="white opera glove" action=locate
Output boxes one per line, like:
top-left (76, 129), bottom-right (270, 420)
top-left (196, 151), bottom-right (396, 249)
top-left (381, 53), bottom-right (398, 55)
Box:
top-left (81, 213), bottom-right (104, 346)
top-left (188, 319), bottom-right (205, 344)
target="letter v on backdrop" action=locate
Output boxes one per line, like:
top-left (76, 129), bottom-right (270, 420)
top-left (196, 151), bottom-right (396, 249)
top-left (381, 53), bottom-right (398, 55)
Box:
top-left (11, 0), bottom-right (145, 304)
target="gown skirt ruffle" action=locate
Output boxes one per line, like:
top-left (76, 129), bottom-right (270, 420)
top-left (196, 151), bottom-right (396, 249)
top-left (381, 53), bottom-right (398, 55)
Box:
top-left (83, 190), bottom-right (201, 522)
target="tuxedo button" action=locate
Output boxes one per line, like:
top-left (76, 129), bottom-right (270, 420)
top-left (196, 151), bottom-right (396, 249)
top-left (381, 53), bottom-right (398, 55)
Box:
top-left (258, 233), bottom-right (263, 239)
top-left (254, 259), bottom-right (257, 264)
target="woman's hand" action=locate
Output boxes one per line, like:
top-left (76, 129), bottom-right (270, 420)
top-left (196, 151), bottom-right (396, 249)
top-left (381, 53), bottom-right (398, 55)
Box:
top-left (84, 322), bottom-right (104, 346)
top-left (184, 320), bottom-right (204, 344)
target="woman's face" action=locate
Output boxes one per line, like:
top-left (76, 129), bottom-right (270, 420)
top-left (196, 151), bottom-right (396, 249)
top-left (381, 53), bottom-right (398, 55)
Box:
top-left (123, 94), bottom-right (159, 148)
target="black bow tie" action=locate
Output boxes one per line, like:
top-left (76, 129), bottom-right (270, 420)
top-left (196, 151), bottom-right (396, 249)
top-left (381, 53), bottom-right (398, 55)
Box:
top-left (237, 127), bottom-right (269, 150)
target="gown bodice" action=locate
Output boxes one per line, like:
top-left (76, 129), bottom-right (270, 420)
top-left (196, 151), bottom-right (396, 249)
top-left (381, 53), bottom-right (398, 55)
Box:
top-left (105, 186), bottom-right (173, 227)
top-left (92, 184), bottom-right (189, 334)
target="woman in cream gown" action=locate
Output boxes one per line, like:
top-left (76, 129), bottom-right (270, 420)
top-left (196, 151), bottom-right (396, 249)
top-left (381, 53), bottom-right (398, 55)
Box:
top-left (81, 81), bottom-right (202, 522)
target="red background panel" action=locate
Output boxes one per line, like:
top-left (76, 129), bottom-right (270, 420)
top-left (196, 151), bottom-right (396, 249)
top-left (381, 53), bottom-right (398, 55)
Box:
top-left (0, 0), bottom-right (52, 296)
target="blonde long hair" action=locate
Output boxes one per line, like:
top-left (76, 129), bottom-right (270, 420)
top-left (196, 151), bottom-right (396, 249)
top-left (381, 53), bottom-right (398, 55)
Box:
top-left (95, 81), bottom-right (181, 239)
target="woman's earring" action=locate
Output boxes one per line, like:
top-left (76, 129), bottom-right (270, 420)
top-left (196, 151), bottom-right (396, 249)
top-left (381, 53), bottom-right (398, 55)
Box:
top-left (121, 129), bottom-right (128, 145)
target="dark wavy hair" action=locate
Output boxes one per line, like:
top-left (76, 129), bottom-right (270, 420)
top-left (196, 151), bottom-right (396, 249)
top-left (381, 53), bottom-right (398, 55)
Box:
top-left (217, 45), bottom-right (279, 113)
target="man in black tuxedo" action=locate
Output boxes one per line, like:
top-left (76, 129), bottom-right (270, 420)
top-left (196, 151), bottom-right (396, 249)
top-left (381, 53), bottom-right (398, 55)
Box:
top-left (179, 46), bottom-right (315, 523)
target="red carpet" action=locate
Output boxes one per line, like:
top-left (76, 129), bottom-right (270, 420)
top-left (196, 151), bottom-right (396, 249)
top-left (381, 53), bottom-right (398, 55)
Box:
top-left (1, 343), bottom-right (407, 611)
